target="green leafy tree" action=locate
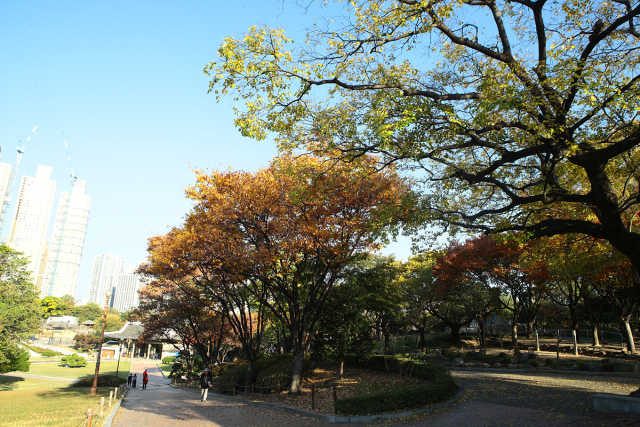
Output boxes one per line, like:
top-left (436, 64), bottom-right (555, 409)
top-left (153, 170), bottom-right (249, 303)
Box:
top-left (73, 303), bottom-right (103, 323)
top-left (41, 296), bottom-right (63, 319)
top-left (0, 244), bottom-right (41, 373)
top-left (314, 258), bottom-right (379, 377)
top-left (58, 294), bottom-right (75, 315)
top-left (209, 0), bottom-right (640, 284)
top-left (95, 313), bottom-right (123, 333)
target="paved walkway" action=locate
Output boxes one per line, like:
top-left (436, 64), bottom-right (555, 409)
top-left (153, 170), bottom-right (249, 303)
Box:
top-left (112, 362), bottom-right (640, 427)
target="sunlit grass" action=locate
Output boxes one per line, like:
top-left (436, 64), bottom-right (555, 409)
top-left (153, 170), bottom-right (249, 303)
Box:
top-left (28, 361), bottom-right (131, 380)
top-left (0, 383), bottom-right (113, 427)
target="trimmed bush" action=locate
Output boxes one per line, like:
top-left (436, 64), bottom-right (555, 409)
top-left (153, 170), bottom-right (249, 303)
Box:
top-left (217, 362), bottom-right (248, 393)
top-left (162, 356), bottom-right (175, 364)
top-left (61, 354), bottom-right (87, 368)
top-left (337, 355), bottom-right (457, 416)
top-left (73, 375), bottom-right (126, 387)
top-left (42, 351), bottom-right (58, 357)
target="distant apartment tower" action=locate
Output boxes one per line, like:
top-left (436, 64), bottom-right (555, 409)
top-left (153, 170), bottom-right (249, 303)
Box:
top-left (8, 165), bottom-right (57, 289)
top-left (89, 254), bottom-right (126, 307)
top-left (0, 162), bottom-right (11, 235)
top-left (41, 180), bottom-right (91, 298)
top-left (0, 162), bottom-right (10, 206)
top-left (112, 264), bottom-right (143, 313)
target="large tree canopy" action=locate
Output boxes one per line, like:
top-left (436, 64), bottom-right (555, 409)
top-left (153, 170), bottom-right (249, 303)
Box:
top-left (0, 245), bottom-right (41, 373)
top-left (208, 0), bottom-right (640, 274)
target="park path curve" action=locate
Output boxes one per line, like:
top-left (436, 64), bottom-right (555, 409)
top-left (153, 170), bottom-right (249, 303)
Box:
top-left (111, 362), bottom-right (640, 427)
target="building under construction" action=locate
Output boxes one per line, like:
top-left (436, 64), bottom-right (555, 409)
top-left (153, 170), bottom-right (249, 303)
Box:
top-left (1, 132), bottom-right (91, 298)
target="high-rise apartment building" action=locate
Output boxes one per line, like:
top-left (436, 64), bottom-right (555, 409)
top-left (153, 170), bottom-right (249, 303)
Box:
top-left (0, 162), bottom-right (10, 206)
top-left (8, 165), bottom-right (57, 289)
top-left (41, 180), bottom-right (91, 298)
top-left (112, 264), bottom-right (144, 313)
top-left (89, 254), bottom-right (126, 307)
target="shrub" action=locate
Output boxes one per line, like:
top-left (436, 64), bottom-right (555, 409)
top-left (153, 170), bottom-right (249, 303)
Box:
top-left (337, 355), bottom-right (457, 415)
top-left (73, 375), bottom-right (126, 387)
top-left (603, 363), bottom-right (614, 372)
top-left (217, 362), bottom-right (248, 393)
top-left (162, 356), bottom-right (175, 364)
top-left (42, 351), bottom-right (58, 357)
top-left (529, 360), bottom-right (539, 368)
top-left (61, 354), bottom-right (87, 368)
top-left (545, 358), bottom-right (555, 366)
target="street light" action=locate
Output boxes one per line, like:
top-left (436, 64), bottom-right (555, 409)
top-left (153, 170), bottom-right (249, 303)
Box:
top-left (90, 289), bottom-right (112, 395)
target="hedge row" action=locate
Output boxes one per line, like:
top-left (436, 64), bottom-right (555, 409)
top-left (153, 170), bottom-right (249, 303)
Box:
top-left (22, 343), bottom-right (64, 357)
top-left (337, 355), bottom-right (457, 416)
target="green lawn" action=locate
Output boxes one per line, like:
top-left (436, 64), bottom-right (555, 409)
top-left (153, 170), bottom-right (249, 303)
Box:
top-left (0, 383), bottom-right (115, 427)
top-left (28, 361), bottom-right (131, 380)
top-left (158, 363), bottom-right (172, 377)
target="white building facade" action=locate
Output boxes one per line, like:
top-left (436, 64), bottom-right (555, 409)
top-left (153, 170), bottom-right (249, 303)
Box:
top-left (112, 264), bottom-right (143, 313)
top-left (8, 165), bottom-right (57, 289)
top-left (89, 254), bottom-right (126, 307)
top-left (41, 180), bottom-right (91, 298)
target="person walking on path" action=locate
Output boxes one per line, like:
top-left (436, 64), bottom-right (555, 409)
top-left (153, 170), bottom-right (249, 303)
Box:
top-left (127, 373), bottom-right (133, 388)
top-left (142, 369), bottom-right (149, 390)
top-left (132, 373), bottom-right (137, 388)
top-left (199, 367), bottom-right (211, 402)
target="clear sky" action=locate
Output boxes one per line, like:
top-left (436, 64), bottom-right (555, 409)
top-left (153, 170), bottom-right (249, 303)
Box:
top-left (0, 0), bottom-right (413, 302)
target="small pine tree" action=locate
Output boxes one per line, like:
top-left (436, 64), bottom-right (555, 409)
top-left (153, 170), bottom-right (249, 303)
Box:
top-left (61, 353), bottom-right (87, 368)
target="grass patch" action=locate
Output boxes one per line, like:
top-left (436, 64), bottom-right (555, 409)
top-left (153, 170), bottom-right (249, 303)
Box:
top-left (0, 376), bottom-right (70, 390)
top-left (158, 363), bottom-right (172, 377)
top-left (0, 384), bottom-right (113, 427)
top-left (28, 361), bottom-right (131, 380)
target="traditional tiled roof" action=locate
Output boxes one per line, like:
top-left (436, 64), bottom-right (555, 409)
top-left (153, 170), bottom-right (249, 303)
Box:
top-left (104, 322), bottom-right (145, 340)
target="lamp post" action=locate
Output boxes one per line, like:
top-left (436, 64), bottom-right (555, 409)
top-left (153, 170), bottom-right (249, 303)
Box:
top-left (90, 290), bottom-right (112, 396)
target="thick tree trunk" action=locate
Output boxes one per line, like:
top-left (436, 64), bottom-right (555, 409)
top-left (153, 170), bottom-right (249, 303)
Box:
top-left (592, 325), bottom-right (600, 347)
top-left (450, 325), bottom-right (461, 343)
top-left (623, 318), bottom-right (636, 353)
top-left (526, 321), bottom-right (534, 340)
top-left (384, 331), bottom-right (390, 351)
top-left (290, 349), bottom-right (305, 395)
top-left (420, 328), bottom-right (426, 354)
top-left (511, 322), bottom-right (519, 349)
top-left (244, 358), bottom-right (255, 392)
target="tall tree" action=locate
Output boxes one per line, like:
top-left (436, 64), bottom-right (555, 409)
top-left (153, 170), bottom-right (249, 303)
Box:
top-left (0, 245), bottom-right (41, 373)
top-left (148, 154), bottom-right (407, 393)
top-left (209, 0), bottom-right (640, 285)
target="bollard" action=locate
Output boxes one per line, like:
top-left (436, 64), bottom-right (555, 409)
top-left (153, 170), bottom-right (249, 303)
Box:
top-left (109, 391), bottom-right (113, 407)
top-left (232, 384), bottom-right (235, 396)
top-left (311, 384), bottom-right (315, 410)
top-left (115, 387), bottom-right (119, 399)
top-left (87, 409), bottom-right (93, 426)
top-left (100, 397), bottom-right (105, 417)
top-left (333, 386), bottom-right (337, 415)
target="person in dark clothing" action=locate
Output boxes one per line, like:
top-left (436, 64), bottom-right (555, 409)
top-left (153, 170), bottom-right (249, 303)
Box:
top-left (199, 368), bottom-right (212, 402)
top-left (142, 370), bottom-right (149, 390)
top-left (132, 374), bottom-right (137, 388)
top-left (127, 373), bottom-right (133, 387)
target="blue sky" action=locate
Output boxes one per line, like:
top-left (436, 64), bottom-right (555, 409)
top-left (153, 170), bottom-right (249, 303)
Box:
top-left (1, 0), bottom-right (413, 302)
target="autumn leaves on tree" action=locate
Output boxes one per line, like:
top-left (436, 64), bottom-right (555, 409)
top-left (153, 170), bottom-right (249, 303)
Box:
top-left (141, 154), bottom-right (408, 393)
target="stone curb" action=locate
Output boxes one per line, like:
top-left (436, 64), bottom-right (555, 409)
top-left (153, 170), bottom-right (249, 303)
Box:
top-left (103, 388), bottom-right (128, 427)
top-left (169, 383), bottom-right (465, 424)
top-left (593, 393), bottom-right (640, 415)
top-left (449, 367), bottom-right (640, 378)
top-left (156, 363), bottom-right (169, 379)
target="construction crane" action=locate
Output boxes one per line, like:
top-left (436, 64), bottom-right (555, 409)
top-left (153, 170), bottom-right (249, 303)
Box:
top-left (0, 126), bottom-right (36, 240)
top-left (46, 132), bottom-right (78, 296)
